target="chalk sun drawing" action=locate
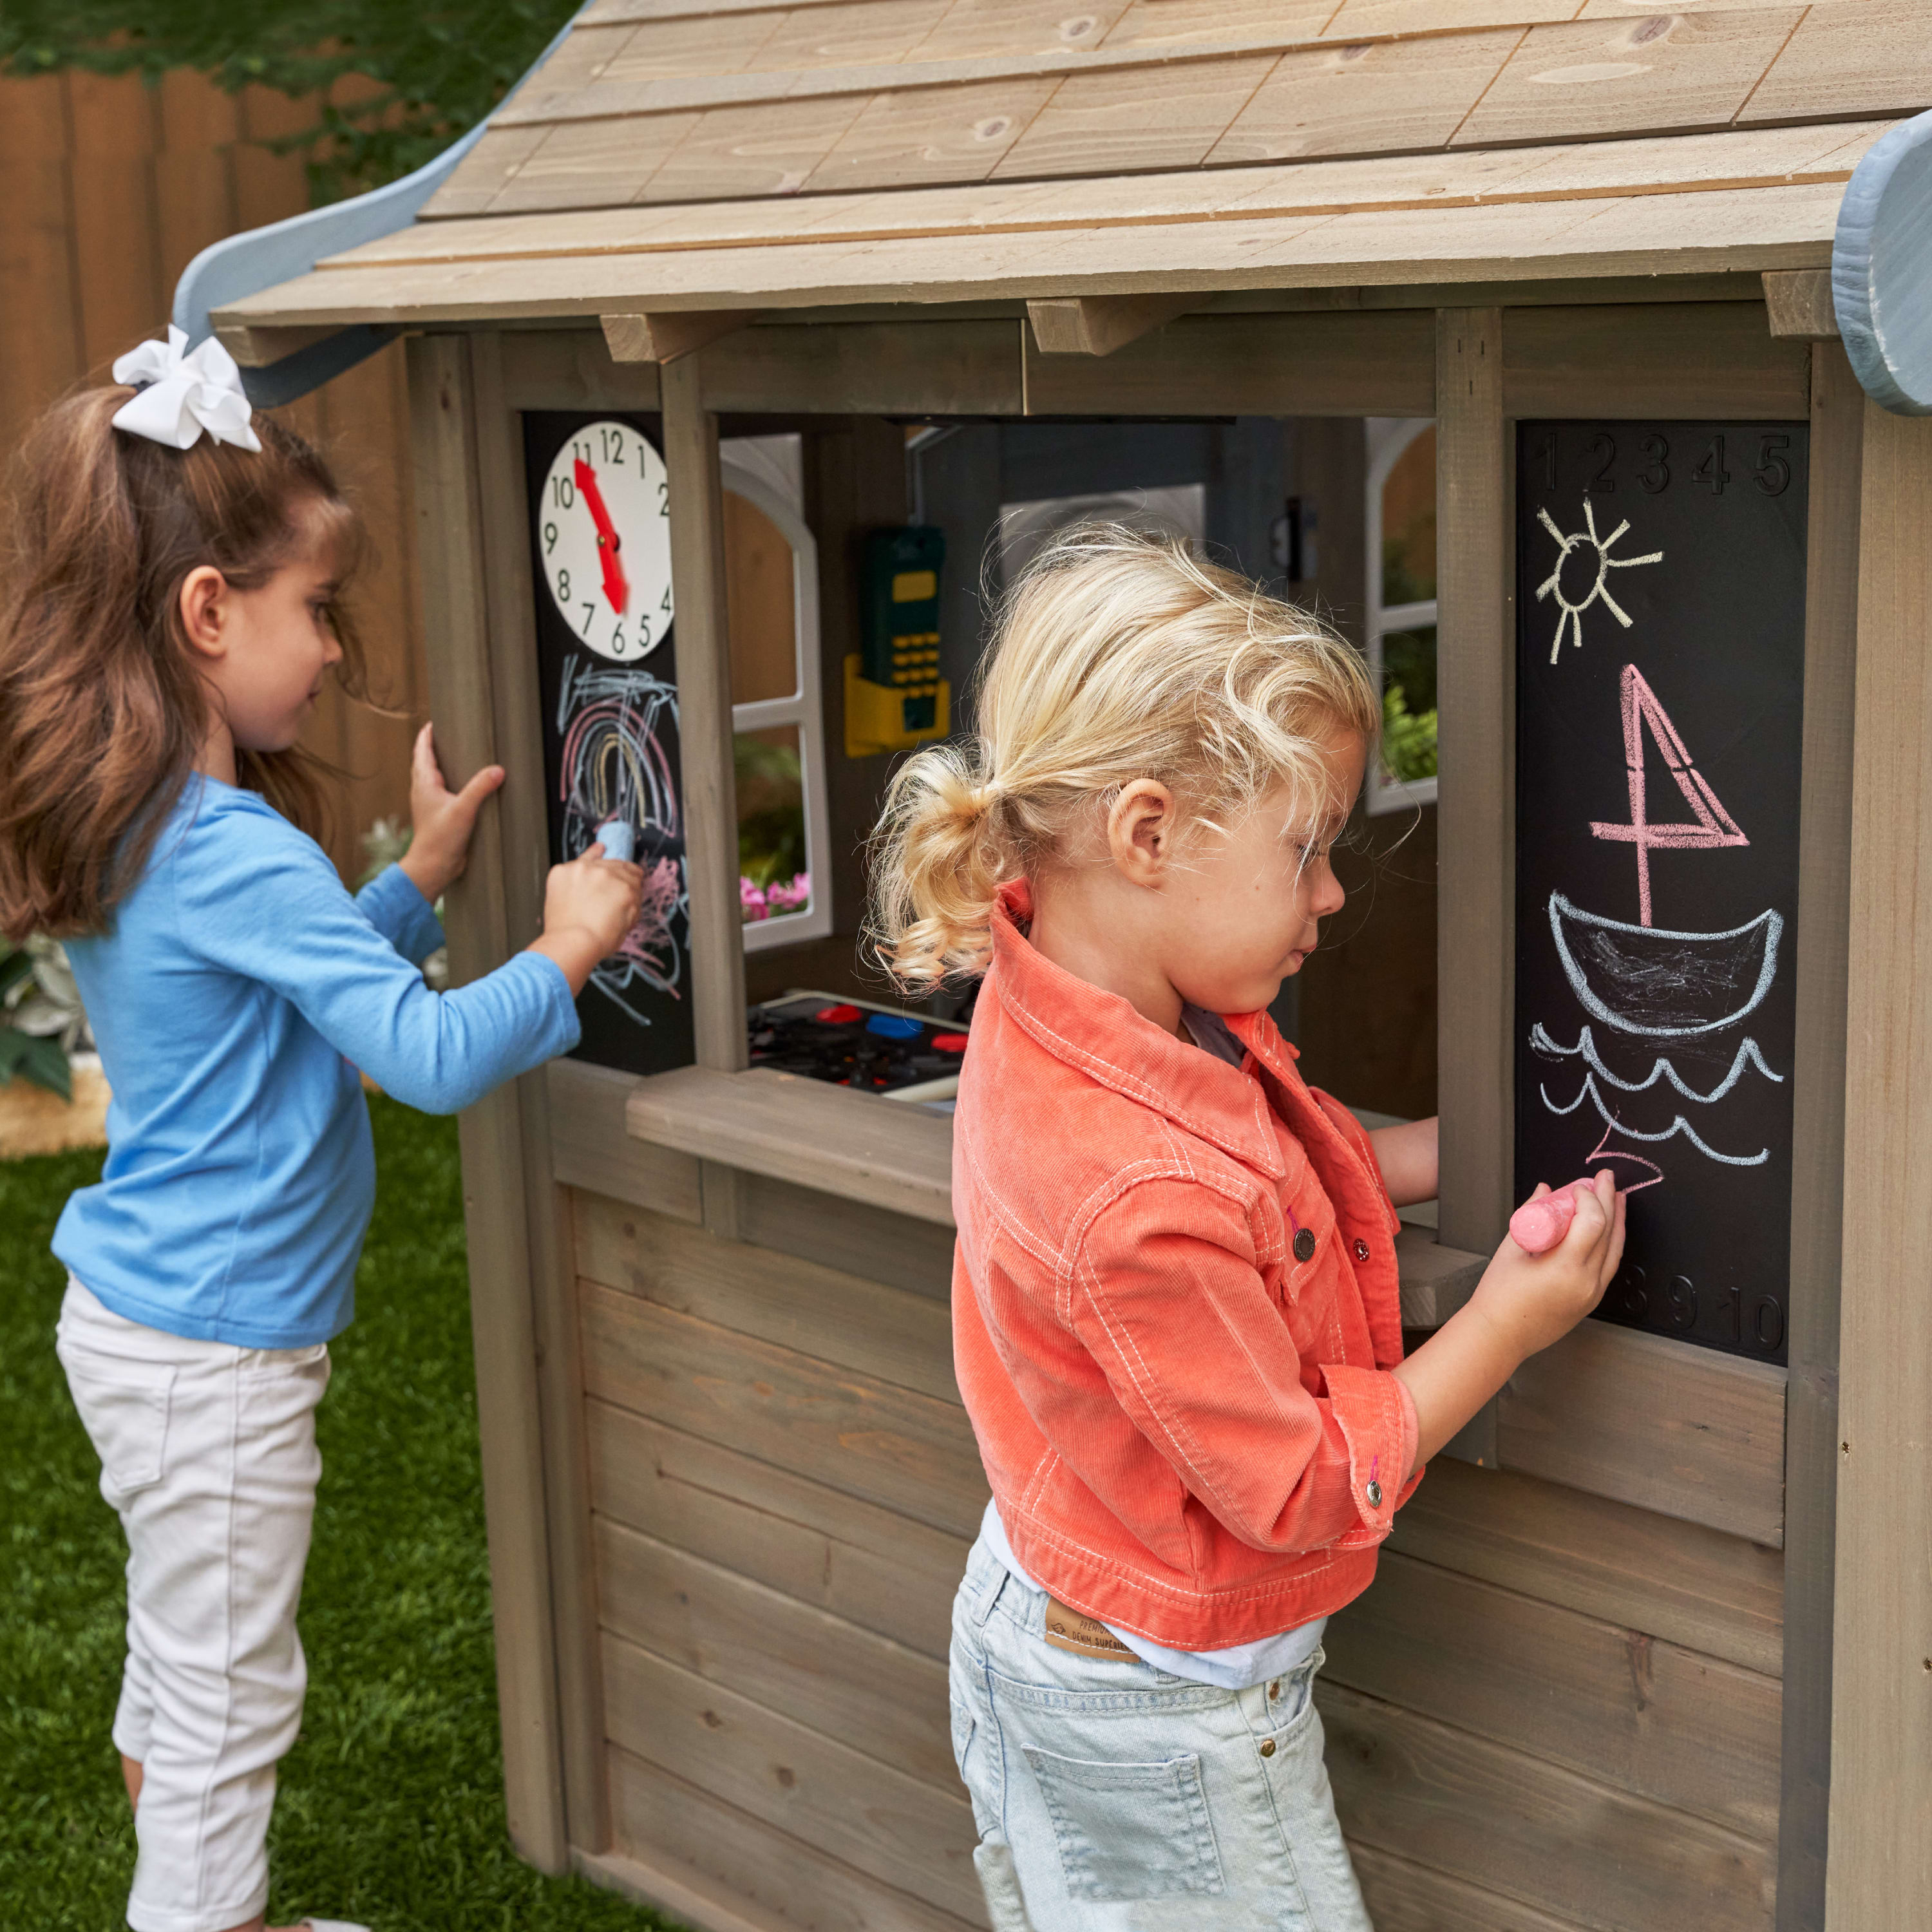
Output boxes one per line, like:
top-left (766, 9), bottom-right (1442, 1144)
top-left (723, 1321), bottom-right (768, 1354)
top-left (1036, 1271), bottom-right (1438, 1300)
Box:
top-left (1540, 1072), bottom-right (1770, 1167)
top-left (1549, 895), bottom-right (1782, 1037)
top-left (1535, 500), bottom-right (1663, 664)
top-left (557, 656), bottom-right (685, 1024)
top-left (1529, 1023), bottom-right (1784, 1103)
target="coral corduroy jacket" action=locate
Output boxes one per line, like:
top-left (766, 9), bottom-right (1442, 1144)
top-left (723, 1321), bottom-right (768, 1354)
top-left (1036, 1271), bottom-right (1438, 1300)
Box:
top-left (951, 884), bottom-right (1424, 1649)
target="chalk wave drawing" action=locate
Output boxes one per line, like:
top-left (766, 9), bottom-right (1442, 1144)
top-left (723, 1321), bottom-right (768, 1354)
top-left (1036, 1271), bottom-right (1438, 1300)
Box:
top-left (1583, 1120), bottom-right (1664, 1195)
top-left (557, 656), bottom-right (685, 1022)
top-left (1536, 500), bottom-right (1663, 664)
top-left (1549, 895), bottom-right (1782, 1038)
top-left (1528, 1023), bottom-right (1785, 1103)
top-left (1541, 1072), bottom-right (1770, 1167)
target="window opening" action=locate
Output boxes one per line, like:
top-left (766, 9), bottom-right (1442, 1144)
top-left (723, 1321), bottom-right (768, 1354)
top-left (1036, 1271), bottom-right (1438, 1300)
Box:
top-left (1366, 419), bottom-right (1438, 815)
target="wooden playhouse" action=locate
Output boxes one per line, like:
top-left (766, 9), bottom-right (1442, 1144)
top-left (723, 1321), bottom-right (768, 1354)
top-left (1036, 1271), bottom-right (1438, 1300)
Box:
top-left (195, 5), bottom-right (1932, 1927)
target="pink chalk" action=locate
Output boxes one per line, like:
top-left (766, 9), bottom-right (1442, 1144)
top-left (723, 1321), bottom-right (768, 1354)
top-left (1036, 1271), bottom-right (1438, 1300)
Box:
top-left (1509, 1179), bottom-right (1600, 1255)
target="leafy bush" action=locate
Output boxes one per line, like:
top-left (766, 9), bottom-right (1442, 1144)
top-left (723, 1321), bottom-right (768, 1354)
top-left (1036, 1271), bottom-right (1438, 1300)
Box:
top-left (0, 940), bottom-right (90, 1100)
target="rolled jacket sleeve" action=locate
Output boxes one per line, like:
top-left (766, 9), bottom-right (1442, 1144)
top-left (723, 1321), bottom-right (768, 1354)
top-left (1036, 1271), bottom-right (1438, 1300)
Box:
top-left (1064, 1175), bottom-right (1416, 1556)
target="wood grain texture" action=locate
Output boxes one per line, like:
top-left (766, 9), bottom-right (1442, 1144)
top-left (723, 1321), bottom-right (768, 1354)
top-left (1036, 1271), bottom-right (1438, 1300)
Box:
top-left (406, 333), bottom-right (566, 1871)
top-left (1744, 0), bottom-right (1932, 127)
top-left (1434, 308), bottom-right (1512, 1253)
top-left (662, 355), bottom-right (748, 1072)
top-left (626, 1065), bottom-right (955, 1225)
top-left (1776, 340), bottom-right (1861, 1932)
top-left (549, 1061), bottom-right (705, 1223)
top-left (1825, 401), bottom-right (1932, 1930)
top-left (574, 1195), bottom-right (959, 1403)
top-left (698, 319), bottom-right (1023, 415)
top-left (1023, 309), bottom-right (1434, 417)
top-left (1325, 1549), bottom-right (1781, 1841)
top-left (1388, 1456), bottom-right (1783, 1677)
top-left (644, 95), bottom-right (870, 204)
top-left (1026, 292), bottom-right (1192, 357)
top-left (1320, 1681), bottom-right (1776, 1932)
top-left (596, 1517), bottom-right (956, 1788)
top-left (601, 308), bottom-right (757, 362)
top-left (500, 328), bottom-right (665, 413)
top-left (1497, 1320), bottom-right (1787, 1547)
top-left (1350, 1841), bottom-right (1602, 1932)
top-left (491, 111), bottom-right (705, 214)
top-left (601, 1634), bottom-right (984, 1918)
top-left (1503, 301), bottom-right (1811, 420)
top-left (806, 75), bottom-right (1056, 193)
top-left (580, 1281), bottom-right (990, 1536)
top-left (599, 1750), bottom-right (985, 1932)
top-left (1394, 1224), bottom-right (1486, 1329)
top-left (1763, 267), bottom-right (1837, 340)
top-left (736, 1170), bottom-right (956, 1300)
top-left (584, 1400), bottom-right (968, 1660)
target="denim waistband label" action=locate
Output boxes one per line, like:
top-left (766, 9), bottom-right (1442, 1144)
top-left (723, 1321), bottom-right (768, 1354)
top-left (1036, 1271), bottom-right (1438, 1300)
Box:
top-left (1043, 1596), bottom-right (1138, 1662)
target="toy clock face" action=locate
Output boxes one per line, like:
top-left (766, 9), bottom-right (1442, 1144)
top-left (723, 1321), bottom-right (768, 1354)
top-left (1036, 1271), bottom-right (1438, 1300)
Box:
top-left (536, 419), bottom-right (674, 663)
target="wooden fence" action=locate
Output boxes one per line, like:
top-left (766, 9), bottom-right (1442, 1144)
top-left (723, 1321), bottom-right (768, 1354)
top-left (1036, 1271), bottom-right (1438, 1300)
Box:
top-left (0, 66), bottom-right (426, 882)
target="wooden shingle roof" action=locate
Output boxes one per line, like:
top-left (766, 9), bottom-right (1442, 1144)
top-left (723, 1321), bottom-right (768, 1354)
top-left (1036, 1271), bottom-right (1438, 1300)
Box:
top-left (217, 0), bottom-right (1932, 331)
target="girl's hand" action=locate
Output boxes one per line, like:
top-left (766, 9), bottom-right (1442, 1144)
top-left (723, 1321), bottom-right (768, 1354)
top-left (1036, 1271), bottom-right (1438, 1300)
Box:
top-left (527, 844), bottom-right (645, 994)
top-left (1469, 1171), bottom-right (1625, 1362)
top-left (399, 723), bottom-right (504, 905)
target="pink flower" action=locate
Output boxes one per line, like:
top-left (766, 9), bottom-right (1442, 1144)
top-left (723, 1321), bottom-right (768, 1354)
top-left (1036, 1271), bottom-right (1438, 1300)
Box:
top-left (739, 876), bottom-right (768, 922)
top-left (764, 872), bottom-right (811, 916)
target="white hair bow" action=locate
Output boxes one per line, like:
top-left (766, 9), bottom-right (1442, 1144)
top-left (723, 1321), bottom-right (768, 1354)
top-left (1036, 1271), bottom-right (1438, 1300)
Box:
top-left (111, 326), bottom-right (262, 454)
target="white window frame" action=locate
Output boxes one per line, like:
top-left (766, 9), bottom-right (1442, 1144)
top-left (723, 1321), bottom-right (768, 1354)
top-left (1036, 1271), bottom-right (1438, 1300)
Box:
top-left (720, 457), bottom-right (833, 951)
top-left (1365, 416), bottom-right (1439, 817)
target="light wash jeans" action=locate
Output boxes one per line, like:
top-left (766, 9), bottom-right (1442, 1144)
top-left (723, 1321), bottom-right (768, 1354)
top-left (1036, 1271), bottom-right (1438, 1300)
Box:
top-left (951, 1531), bottom-right (1374, 1931)
top-left (56, 1279), bottom-right (330, 1932)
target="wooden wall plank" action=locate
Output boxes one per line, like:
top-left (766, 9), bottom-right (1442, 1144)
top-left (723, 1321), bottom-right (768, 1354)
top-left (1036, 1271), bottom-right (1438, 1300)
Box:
top-left (595, 1517), bottom-right (956, 1788)
top-left (1325, 1549), bottom-right (1781, 1842)
top-left (500, 327), bottom-right (665, 413)
top-left (806, 76), bottom-right (1056, 193)
top-left (580, 1281), bottom-right (990, 1536)
top-left (1351, 1842), bottom-right (1589, 1932)
top-left (1434, 307), bottom-right (1512, 1255)
top-left (738, 1171), bottom-right (956, 1300)
top-left (662, 354), bottom-right (748, 1072)
top-left (574, 1195), bottom-right (958, 1403)
top-left (603, 1749), bottom-right (984, 1932)
top-left (551, 1063), bottom-right (705, 1222)
top-left (698, 319), bottom-right (1023, 415)
top-left (1388, 1457), bottom-right (1783, 1677)
top-left (585, 1400), bottom-right (967, 1659)
top-left (64, 71), bottom-right (164, 373)
top-left (1022, 309), bottom-right (1434, 418)
top-left (602, 1634), bottom-right (985, 1920)
top-left (1497, 1321), bottom-right (1787, 1548)
top-left (1776, 340), bottom-right (1862, 1932)
top-left (1503, 303), bottom-right (1811, 421)
top-left (643, 96), bottom-right (868, 205)
top-left (1825, 401), bottom-right (1932, 1929)
top-left (1745, 0), bottom-right (1932, 126)
top-left (406, 332), bottom-right (567, 1871)
top-left (1320, 1682), bottom-right (1776, 1932)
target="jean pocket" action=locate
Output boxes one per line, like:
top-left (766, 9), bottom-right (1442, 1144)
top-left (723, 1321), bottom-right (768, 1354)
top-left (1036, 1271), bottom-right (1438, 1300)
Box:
top-left (59, 1351), bottom-right (176, 1495)
top-left (1022, 1745), bottom-right (1226, 1902)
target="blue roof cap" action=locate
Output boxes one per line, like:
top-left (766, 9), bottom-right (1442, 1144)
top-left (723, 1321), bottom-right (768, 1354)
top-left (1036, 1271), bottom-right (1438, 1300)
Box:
top-left (1833, 107), bottom-right (1932, 417)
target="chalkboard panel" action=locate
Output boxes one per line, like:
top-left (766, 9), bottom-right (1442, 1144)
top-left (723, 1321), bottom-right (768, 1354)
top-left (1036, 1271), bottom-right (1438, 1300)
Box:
top-left (1514, 422), bottom-right (1808, 1363)
top-left (524, 411), bottom-right (695, 1079)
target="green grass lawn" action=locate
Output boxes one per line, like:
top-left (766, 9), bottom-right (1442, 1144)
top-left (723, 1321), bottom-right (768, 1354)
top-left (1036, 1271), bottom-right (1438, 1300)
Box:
top-left (0, 1095), bottom-right (675, 1931)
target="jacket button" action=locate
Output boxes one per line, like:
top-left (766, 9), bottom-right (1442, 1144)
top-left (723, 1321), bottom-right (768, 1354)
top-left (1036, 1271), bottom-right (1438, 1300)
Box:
top-left (1353, 1238), bottom-right (1370, 1262)
top-left (1259, 1738), bottom-right (1276, 1757)
top-left (1293, 1228), bottom-right (1316, 1263)
top-left (1366, 1479), bottom-right (1385, 1508)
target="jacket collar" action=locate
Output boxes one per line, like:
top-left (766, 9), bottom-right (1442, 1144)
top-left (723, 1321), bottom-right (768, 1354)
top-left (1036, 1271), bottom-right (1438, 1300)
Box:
top-left (986, 881), bottom-right (1291, 1179)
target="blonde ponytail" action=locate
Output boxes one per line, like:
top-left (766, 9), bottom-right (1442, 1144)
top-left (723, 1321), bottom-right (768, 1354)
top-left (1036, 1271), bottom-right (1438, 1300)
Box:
top-left (867, 524), bottom-right (1379, 992)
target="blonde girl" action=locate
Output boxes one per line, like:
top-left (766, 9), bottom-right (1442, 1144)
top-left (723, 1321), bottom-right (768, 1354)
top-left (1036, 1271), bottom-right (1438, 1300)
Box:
top-left (0, 336), bottom-right (642, 1932)
top-left (872, 527), bottom-right (1624, 1929)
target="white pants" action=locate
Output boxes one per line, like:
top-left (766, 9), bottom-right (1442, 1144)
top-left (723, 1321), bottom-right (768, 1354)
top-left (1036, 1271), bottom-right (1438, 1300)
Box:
top-left (57, 1279), bottom-right (330, 1932)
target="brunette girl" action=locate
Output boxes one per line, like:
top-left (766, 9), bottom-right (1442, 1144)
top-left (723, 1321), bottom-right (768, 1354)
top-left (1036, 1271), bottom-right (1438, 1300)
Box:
top-left (871, 528), bottom-right (1624, 1929)
top-left (0, 334), bottom-right (642, 1932)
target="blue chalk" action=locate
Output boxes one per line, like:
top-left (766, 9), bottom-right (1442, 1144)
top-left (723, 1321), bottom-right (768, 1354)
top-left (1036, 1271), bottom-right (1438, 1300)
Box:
top-left (596, 820), bottom-right (636, 862)
top-left (866, 1013), bottom-right (924, 1039)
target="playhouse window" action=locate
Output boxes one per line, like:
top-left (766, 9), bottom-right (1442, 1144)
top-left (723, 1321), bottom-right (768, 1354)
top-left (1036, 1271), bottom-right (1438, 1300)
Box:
top-left (721, 437), bottom-right (831, 949)
top-left (1366, 419), bottom-right (1438, 816)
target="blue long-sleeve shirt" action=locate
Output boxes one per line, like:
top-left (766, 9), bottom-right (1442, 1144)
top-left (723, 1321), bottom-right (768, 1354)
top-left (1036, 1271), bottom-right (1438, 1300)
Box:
top-left (53, 777), bottom-right (580, 1347)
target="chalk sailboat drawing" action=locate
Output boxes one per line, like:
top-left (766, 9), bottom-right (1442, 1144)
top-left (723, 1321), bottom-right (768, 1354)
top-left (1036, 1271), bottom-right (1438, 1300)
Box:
top-left (1535, 650), bottom-right (1785, 1176)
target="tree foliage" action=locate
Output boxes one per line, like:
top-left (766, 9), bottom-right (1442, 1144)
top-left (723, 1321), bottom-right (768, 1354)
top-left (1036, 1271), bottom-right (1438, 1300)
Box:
top-left (0, 1), bottom-right (580, 200)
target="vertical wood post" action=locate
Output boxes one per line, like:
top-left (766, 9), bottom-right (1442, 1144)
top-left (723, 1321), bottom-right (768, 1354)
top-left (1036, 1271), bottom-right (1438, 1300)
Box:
top-left (1826, 399), bottom-right (1932, 1927)
top-left (468, 332), bottom-right (612, 1855)
top-left (405, 332), bottom-right (569, 1873)
top-left (1777, 342), bottom-right (1861, 1929)
top-left (660, 354), bottom-right (746, 1075)
top-left (1434, 308), bottom-right (1512, 1255)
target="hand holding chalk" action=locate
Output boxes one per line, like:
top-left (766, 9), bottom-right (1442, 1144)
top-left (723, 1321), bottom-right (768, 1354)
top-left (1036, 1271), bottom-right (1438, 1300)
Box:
top-left (595, 818), bottom-right (636, 863)
top-left (1509, 1178), bottom-right (1605, 1255)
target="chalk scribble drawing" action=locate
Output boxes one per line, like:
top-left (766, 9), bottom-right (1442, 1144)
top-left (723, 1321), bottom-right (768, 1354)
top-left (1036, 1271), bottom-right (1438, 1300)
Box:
top-left (1548, 895), bottom-right (1783, 1039)
top-left (1535, 500), bottom-right (1664, 664)
top-left (557, 656), bottom-right (685, 1024)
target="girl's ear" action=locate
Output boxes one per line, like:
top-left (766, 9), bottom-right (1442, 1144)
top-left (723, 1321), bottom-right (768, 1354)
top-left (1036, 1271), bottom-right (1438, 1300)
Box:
top-left (178, 565), bottom-right (229, 659)
top-left (1106, 779), bottom-right (1178, 885)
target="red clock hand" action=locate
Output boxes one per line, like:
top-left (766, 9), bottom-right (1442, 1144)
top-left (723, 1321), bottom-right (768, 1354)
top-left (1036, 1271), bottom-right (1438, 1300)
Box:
top-left (574, 457), bottom-right (629, 616)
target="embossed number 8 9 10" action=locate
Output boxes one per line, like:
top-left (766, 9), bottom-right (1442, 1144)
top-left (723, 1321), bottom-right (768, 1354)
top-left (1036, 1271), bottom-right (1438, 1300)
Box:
top-left (1613, 1265), bottom-right (1784, 1352)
